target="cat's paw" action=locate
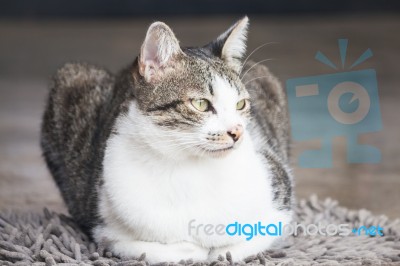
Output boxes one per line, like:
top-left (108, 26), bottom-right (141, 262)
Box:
top-left (208, 245), bottom-right (245, 262)
top-left (112, 240), bottom-right (209, 264)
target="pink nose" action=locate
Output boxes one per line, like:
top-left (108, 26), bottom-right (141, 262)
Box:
top-left (227, 124), bottom-right (243, 142)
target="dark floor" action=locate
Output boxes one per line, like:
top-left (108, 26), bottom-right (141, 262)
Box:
top-left (0, 14), bottom-right (399, 218)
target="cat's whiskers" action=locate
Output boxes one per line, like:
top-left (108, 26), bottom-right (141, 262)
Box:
top-left (117, 140), bottom-right (201, 158)
top-left (128, 137), bottom-right (201, 150)
top-left (147, 137), bottom-right (231, 157)
top-left (140, 136), bottom-right (203, 149)
top-left (119, 125), bottom-right (237, 157)
top-left (243, 75), bottom-right (273, 86)
top-left (239, 41), bottom-right (278, 76)
top-left (120, 130), bottom-right (200, 140)
top-left (240, 58), bottom-right (274, 80)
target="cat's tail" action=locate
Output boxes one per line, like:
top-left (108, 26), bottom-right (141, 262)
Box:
top-left (40, 62), bottom-right (115, 235)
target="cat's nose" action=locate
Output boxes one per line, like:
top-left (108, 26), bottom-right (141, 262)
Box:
top-left (227, 124), bottom-right (243, 142)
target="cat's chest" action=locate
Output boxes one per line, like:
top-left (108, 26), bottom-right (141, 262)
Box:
top-left (102, 134), bottom-right (275, 242)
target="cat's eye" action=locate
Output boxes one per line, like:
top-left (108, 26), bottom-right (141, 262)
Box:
top-left (191, 99), bottom-right (210, 112)
top-left (236, 99), bottom-right (246, 110)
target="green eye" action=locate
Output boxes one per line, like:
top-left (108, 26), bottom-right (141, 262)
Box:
top-left (191, 99), bottom-right (210, 112)
top-left (236, 99), bottom-right (246, 110)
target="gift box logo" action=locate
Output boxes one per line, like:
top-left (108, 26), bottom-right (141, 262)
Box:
top-left (286, 39), bottom-right (382, 168)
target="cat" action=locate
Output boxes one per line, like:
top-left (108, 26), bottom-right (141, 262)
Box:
top-left (41, 16), bottom-right (293, 263)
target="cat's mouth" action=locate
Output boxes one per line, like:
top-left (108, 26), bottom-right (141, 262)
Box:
top-left (201, 146), bottom-right (234, 157)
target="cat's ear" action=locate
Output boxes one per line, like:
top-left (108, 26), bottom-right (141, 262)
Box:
top-left (205, 16), bottom-right (249, 72)
top-left (139, 22), bottom-right (182, 83)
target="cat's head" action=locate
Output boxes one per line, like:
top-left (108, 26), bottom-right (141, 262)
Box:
top-left (131, 17), bottom-right (251, 159)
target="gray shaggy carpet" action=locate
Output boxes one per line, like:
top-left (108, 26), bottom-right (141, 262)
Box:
top-left (1, 195), bottom-right (400, 266)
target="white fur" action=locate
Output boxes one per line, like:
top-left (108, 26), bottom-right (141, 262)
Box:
top-left (202, 76), bottom-right (245, 135)
top-left (95, 75), bottom-right (291, 263)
